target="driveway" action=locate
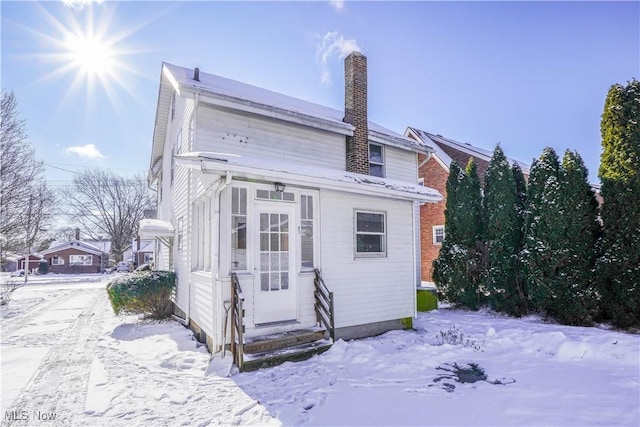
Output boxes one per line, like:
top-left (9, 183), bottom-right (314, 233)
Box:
top-left (1, 277), bottom-right (111, 425)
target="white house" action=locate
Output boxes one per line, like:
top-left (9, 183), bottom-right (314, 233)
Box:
top-left (142, 52), bottom-right (442, 370)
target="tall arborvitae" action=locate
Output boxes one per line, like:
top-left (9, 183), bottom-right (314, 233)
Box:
top-left (463, 158), bottom-right (486, 305)
top-left (433, 159), bottom-right (484, 309)
top-left (483, 146), bottom-right (527, 316)
top-left (597, 79), bottom-right (640, 328)
top-left (551, 150), bottom-right (600, 325)
top-left (523, 147), bottom-right (562, 314)
top-left (512, 163), bottom-right (528, 303)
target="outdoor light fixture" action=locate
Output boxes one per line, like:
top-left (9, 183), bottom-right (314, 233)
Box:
top-left (274, 182), bottom-right (286, 193)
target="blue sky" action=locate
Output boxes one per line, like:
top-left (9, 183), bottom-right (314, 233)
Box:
top-left (2, 0), bottom-right (638, 187)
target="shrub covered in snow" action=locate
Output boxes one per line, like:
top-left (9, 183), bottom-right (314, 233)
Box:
top-left (106, 270), bottom-right (176, 318)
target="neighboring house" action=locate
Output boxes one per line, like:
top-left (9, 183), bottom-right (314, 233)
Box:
top-left (40, 240), bottom-right (109, 274)
top-left (142, 52), bottom-right (442, 369)
top-left (405, 128), bottom-right (530, 284)
top-left (131, 238), bottom-right (154, 267)
top-left (16, 254), bottom-right (43, 272)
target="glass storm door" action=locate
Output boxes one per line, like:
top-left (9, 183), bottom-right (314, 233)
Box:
top-left (254, 204), bottom-right (297, 324)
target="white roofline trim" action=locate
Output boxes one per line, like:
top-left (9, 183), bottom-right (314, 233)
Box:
top-left (176, 152), bottom-right (442, 203)
top-left (194, 92), bottom-right (355, 136)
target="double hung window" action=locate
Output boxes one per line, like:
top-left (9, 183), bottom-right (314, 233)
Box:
top-left (355, 211), bottom-right (386, 256)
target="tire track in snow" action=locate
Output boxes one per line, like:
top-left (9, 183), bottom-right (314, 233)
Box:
top-left (1, 289), bottom-right (79, 338)
top-left (3, 288), bottom-right (111, 426)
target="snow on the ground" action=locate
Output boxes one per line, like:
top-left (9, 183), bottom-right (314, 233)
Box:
top-left (1, 276), bottom-right (638, 426)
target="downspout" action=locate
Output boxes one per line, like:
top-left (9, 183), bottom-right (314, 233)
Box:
top-left (412, 200), bottom-right (419, 318)
top-left (417, 150), bottom-right (431, 170)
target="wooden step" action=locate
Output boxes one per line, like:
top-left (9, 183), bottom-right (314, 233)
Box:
top-left (241, 339), bottom-right (332, 372)
top-left (243, 328), bottom-right (327, 355)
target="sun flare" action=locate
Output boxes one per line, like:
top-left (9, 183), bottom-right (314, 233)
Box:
top-left (65, 32), bottom-right (115, 78)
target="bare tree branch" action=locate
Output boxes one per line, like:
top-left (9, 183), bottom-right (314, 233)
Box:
top-left (58, 169), bottom-right (155, 261)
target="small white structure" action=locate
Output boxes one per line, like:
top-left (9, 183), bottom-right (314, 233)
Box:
top-left (143, 53), bottom-right (441, 366)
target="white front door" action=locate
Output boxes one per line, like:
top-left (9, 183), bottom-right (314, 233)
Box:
top-left (254, 203), bottom-right (297, 324)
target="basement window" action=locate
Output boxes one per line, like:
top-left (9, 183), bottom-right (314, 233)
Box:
top-left (369, 143), bottom-right (385, 177)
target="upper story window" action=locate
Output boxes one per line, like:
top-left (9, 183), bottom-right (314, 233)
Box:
top-left (355, 211), bottom-right (386, 257)
top-left (369, 143), bottom-right (384, 177)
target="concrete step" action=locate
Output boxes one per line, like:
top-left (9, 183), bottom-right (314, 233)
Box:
top-left (241, 339), bottom-right (332, 372)
top-left (243, 328), bottom-right (327, 355)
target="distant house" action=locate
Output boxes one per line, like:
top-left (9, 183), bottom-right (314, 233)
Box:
top-left (131, 238), bottom-right (154, 267)
top-left (16, 254), bottom-right (43, 273)
top-left (405, 128), bottom-right (530, 284)
top-left (40, 240), bottom-right (109, 274)
top-left (142, 53), bottom-right (442, 369)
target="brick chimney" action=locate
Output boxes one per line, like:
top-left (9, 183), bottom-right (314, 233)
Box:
top-left (75, 228), bottom-right (80, 240)
top-left (344, 52), bottom-right (369, 175)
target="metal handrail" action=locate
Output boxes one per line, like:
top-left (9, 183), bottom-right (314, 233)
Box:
top-left (230, 272), bottom-right (245, 370)
top-left (313, 269), bottom-right (335, 342)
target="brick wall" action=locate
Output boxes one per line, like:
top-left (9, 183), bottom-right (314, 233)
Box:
top-left (419, 154), bottom-right (448, 282)
top-left (344, 52), bottom-right (369, 175)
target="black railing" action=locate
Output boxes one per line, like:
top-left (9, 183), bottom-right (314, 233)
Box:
top-left (313, 269), bottom-right (335, 342)
top-left (230, 272), bottom-right (245, 370)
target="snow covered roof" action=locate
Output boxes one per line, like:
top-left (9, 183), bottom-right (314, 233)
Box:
top-left (176, 151), bottom-right (442, 203)
top-left (406, 127), bottom-right (531, 176)
top-left (139, 219), bottom-right (175, 239)
top-left (40, 240), bottom-right (107, 256)
top-left (150, 63), bottom-right (432, 175)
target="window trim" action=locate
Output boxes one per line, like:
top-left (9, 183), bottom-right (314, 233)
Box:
top-left (369, 143), bottom-right (385, 178)
top-left (433, 225), bottom-right (445, 245)
top-left (354, 210), bottom-right (387, 258)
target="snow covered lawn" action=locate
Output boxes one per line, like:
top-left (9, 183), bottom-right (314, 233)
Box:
top-left (1, 276), bottom-right (638, 426)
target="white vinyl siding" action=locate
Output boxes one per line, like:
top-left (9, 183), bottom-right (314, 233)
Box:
top-left (196, 106), bottom-right (346, 170)
top-left (384, 146), bottom-right (419, 182)
top-left (320, 190), bottom-right (415, 328)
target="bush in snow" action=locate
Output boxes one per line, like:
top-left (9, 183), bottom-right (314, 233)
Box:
top-left (522, 148), bottom-right (600, 325)
top-left (483, 145), bottom-right (527, 316)
top-left (433, 160), bottom-right (486, 309)
top-left (434, 325), bottom-right (485, 351)
top-left (596, 79), bottom-right (640, 328)
top-left (0, 276), bottom-right (24, 307)
top-left (38, 259), bottom-right (49, 275)
top-left (106, 270), bottom-right (176, 318)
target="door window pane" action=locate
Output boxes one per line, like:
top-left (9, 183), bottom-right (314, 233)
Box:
top-left (231, 187), bottom-right (247, 270)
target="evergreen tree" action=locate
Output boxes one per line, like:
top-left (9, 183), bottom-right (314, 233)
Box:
top-left (597, 79), bottom-right (640, 328)
top-left (523, 147), bottom-right (563, 314)
top-left (512, 163), bottom-right (528, 303)
top-left (433, 159), bottom-right (485, 309)
top-left (483, 146), bottom-right (527, 316)
top-left (551, 150), bottom-right (600, 325)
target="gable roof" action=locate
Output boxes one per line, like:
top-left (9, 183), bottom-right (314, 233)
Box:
top-left (41, 240), bottom-right (107, 257)
top-left (406, 127), bottom-right (531, 180)
top-left (150, 62), bottom-right (433, 177)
